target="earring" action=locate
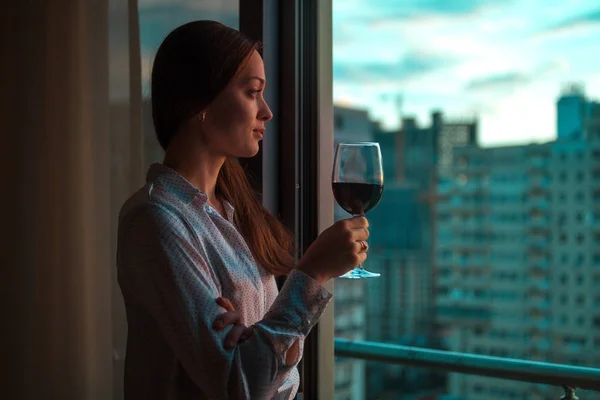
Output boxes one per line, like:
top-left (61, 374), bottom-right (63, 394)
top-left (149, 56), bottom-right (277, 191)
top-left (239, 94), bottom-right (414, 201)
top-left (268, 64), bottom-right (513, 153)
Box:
top-left (198, 112), bottom-right (206, 122)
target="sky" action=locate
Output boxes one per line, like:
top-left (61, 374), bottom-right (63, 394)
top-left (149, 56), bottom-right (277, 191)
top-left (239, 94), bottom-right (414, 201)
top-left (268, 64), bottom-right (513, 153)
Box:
top-left (136, 0), bottom-right (600, 147)
top-left (332, 0), bottom-right (600, 146)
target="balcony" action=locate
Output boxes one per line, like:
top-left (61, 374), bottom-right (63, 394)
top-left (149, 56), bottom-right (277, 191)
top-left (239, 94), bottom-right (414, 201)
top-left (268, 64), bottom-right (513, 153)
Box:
top-left (436, 304), bottom-right (492, 326)
top-left (530, 261), bottom-right (549, 273)
top-left (527, 279), bottom-right (550, 294)
top-left (527, 198), bottom-right (550, 209)
top-left (528, 217), bottom-right (550, 230)
top-left (335, 339), bottom-right (600, 398)
top-left (528, 157), bottom-right (548, 170)
top-left (528, 299), bottom-right (551, 314)
top-left (528, 177), bottom-right (551, 190)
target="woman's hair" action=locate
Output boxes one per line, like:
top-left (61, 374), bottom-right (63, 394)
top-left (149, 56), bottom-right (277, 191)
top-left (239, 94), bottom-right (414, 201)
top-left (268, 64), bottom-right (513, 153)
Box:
top-left (151, 20), bottom-right (294, 276)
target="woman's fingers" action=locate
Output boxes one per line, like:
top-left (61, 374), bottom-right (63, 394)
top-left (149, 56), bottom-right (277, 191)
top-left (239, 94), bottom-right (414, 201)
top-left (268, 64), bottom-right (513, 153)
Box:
top-left (224, 324), bottom-right (248, 349)
top-left (213, 297), bottom-right (255, 349)
top-left (213, 310), bottom-right (241, 331)
top-left (354, 240), bottom-right (369, 254)
top-left (240, 326), bottom-right (255, 342)
top-left (216, 296), bottom-right (235, 312)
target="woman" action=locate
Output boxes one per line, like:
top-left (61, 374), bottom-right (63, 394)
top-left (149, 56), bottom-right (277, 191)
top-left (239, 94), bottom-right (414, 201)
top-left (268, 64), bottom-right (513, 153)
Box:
top-left (117, 20), bottom-right (369, 399)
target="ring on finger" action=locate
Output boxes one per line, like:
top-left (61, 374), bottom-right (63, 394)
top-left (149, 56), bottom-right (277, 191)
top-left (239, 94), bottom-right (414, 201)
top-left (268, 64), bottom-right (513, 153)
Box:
top-left (359, 240), bottom-right (367, 252)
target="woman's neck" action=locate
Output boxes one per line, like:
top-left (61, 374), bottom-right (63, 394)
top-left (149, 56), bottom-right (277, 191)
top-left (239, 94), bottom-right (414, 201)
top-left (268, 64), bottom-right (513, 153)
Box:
top-left (163, 131), bottom-right (225, 205)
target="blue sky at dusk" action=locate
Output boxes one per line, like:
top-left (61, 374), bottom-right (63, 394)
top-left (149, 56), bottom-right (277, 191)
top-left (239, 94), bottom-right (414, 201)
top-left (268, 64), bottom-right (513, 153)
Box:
top-left (333, 0), bottom-right (600, 146)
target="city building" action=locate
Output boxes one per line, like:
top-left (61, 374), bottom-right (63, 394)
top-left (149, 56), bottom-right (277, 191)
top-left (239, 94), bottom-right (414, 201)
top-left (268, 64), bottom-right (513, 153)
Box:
top-left (557, 83), bottom-right (600, 141)
top-left (333, 105), bottom-right (372, 400)
top-left (435, 127), bottom-right (600, 399)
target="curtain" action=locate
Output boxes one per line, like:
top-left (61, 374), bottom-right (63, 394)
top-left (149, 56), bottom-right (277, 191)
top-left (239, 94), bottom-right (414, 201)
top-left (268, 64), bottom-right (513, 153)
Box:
top-left (1, 0), bottom-right (142, 398)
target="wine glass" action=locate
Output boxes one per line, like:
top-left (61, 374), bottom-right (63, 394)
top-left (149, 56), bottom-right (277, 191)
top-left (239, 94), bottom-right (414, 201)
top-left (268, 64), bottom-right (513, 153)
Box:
top-left (332, 142), bottom-right (384, 279)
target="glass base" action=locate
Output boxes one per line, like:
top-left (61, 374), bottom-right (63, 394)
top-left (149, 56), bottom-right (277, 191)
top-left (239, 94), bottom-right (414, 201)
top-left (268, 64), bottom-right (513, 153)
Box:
top-left (339, 266), bottom-right (380, 279)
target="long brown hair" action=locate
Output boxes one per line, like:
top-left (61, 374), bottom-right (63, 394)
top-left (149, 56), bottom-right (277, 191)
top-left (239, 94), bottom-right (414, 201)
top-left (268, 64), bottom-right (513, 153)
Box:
top-left (151, 20), bottom-right (293, 276)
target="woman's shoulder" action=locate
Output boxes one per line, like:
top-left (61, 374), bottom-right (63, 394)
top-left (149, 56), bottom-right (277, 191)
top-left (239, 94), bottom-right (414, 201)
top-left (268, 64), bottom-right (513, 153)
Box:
top-left (118, 183), bottom-right (190, 233)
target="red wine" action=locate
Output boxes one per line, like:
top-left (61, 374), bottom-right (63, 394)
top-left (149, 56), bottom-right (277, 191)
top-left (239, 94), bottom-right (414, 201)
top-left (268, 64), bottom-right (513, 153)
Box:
top-left (332, 182), bottom-right (383, 215)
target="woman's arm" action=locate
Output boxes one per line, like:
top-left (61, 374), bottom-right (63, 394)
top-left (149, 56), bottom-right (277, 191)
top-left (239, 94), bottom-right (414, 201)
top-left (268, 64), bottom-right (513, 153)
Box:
top-left (117, 203), bottom-right (331, 399)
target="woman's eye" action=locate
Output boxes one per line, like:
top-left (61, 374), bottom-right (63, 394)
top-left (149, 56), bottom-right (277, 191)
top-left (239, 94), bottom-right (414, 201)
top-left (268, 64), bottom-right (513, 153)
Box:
top-left (248, 89), bottom-right (262, 97)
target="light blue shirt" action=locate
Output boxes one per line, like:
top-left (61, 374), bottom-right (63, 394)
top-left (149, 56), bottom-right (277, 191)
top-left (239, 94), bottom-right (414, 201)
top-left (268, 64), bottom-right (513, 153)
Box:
top-left (117, 163), bottom-right (332, 399)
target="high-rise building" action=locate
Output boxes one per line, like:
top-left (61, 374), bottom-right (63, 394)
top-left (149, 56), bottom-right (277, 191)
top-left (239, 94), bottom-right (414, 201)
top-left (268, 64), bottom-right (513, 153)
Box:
top-left (438, 116), bottom-right (478, 174)
top-left (333, 105), bottom-right (371, 400)
top-left (556, 83), bottom-right (600, 141)
top-left (363, 186), bottom-right (445, 398)
top-left (435, 133), bottom-right (600, 399)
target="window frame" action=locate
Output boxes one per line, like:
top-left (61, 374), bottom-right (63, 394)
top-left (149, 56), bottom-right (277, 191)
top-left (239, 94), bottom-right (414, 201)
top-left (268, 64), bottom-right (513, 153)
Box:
top-left (239, 0), bottom-right (335, 398)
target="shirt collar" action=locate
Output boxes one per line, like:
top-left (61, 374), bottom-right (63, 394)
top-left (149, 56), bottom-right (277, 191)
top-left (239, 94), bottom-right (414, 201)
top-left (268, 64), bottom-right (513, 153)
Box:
top-left (146, 163), bottom-right (207, 205)
top-left (146, 163), bottom-right (235, 222)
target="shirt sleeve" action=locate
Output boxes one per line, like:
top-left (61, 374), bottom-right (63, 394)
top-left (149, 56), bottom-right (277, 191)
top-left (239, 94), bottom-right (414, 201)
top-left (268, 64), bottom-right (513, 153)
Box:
top-left (117, 202), bottom-right (332, 400)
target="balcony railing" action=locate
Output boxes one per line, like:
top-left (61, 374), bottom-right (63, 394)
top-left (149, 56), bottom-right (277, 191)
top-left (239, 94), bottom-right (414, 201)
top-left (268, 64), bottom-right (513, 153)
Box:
top-left (334, 338), bottom-right (600, 399)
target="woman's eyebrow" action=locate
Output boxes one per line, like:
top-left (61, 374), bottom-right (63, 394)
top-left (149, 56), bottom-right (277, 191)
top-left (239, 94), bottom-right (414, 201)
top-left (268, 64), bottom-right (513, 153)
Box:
top-left (246, 76), bottom-right (266, 85)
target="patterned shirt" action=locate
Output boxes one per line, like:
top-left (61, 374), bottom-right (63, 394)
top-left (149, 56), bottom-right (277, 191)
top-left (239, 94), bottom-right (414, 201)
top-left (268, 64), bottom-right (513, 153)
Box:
top-left (117, 163), bottom-right (333, 400)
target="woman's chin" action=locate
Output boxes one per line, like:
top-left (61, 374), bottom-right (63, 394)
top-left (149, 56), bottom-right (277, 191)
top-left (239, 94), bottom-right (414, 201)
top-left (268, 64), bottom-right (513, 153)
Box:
top-left (235, 145), bottom-right (260, 158)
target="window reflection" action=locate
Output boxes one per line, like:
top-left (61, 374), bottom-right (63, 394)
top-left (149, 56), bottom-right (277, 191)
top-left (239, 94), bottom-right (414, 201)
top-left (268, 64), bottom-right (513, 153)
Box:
top-left (138, 0), bottom-right (238, 167)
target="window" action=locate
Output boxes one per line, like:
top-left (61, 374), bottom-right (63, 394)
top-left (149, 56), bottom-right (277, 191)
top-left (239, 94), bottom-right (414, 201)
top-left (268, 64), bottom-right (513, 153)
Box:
top-left (559, 171), bottom-right (567, 182)
top-left (562, 193), bottom-right (572, 205)
top-left (560, 233), bottom-right (568, 244)
top-left (330, 0), bottom-right (600, 398)
top-left (139, 0), bottom-right (240, 167)
top-left (560, 294), bottom-right (568, 305)
top-left (334, 114), bottom-right (345, 130)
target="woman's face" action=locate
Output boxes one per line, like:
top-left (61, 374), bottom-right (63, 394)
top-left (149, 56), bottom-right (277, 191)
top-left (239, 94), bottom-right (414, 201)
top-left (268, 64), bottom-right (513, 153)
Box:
top-left (201, 50), bottom-right (273, 158)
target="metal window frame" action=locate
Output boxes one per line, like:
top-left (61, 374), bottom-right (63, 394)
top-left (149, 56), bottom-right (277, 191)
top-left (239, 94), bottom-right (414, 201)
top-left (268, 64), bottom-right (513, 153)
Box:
top-left (239, 0), bottom-right (335, 398)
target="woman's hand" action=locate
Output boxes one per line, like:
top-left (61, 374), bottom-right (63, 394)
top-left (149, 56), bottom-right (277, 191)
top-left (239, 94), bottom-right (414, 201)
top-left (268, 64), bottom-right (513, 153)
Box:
top-left (213, 297), bottom-right (255, 350)
top-left (296, 216), bottom-right (369, 284)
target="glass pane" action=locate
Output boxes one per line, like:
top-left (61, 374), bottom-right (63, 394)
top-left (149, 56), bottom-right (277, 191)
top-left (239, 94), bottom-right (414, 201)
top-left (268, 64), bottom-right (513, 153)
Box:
top-left (138, 0), bottom-right (239, 167)
top-left (332, 0), bottom-right (600, 399)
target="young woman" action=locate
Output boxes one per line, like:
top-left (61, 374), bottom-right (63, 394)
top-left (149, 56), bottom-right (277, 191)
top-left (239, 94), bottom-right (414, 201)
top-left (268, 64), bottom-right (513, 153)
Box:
top-left (117, 20), bottom-right (369, 399)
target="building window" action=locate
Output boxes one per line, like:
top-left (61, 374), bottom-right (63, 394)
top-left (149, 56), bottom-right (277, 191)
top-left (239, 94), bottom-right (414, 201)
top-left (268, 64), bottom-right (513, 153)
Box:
top-left (559, 233), bottom-right (568, 244)
top-left (559, 192), bottom-right (567, 202)
top-left (560, 294), bottom-right (568, 305)
top-left (334, 114), bottom-right (345, 130)
top-left (559, 171), bottom-right (567, 182)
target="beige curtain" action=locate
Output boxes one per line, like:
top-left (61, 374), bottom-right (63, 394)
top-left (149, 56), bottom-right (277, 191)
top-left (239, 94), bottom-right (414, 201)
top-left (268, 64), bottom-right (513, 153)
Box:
top-left (1, 0), bottom-right (141, 399)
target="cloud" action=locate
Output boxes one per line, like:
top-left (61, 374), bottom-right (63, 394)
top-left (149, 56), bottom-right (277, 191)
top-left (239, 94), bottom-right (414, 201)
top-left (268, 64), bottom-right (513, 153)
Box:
top-left (337, 0), bottom-right (510, 22)
top-left (465, 72), bottom-right (530, 91)
top-left (534, 8), bottom-right (600, 38)
top-left (334, 50), bottom-right (456, 83)
top-left (464, 60), bottom-right (569, 92)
